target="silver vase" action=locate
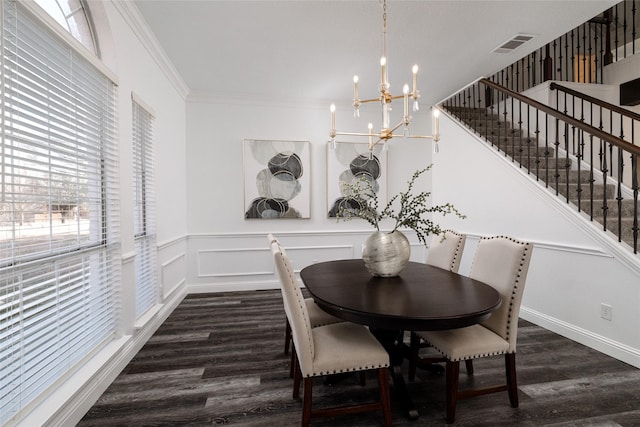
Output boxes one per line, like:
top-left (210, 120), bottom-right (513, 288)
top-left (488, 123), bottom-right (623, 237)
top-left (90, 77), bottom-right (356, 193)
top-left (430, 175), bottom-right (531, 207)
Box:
top-left (362, 230), bottom-right (411, 277)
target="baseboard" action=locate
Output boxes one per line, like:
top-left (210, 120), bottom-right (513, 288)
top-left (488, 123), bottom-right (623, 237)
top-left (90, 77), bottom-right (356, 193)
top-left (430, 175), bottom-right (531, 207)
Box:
top-left (520, 306), bottom-right (640, 369)
top-left (188, 280), bottom-right (280, 293)
top-left (17, 286), bottom-right (188, 427)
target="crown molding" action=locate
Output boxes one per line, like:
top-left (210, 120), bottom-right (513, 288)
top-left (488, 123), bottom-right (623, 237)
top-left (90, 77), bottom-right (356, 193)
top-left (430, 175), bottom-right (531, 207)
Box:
top-left (110, 0), bottom-right (190, 100)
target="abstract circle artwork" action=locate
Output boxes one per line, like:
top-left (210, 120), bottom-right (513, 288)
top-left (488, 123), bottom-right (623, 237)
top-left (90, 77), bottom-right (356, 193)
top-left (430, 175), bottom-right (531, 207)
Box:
top-left (327, 142), bottom-right (387, 218)
top-left (244, 139), bottom-right (310, 219)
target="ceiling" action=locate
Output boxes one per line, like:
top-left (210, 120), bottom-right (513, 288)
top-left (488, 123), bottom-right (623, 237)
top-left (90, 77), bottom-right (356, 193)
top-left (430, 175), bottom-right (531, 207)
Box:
top-left (133, 0), bottom-right (618, 106)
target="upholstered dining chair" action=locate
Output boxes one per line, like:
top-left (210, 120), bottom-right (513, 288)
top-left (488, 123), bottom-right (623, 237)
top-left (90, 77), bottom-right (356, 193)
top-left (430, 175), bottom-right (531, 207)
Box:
top-left (270, 239), bottom-right (393, 427)
top-left (267, 235), bottom-right (343, 377)
top-left (425, 230), bottom-right (467, 272)
top-left (408, 230), bottom-right (467, 381)
top-left (414, 235), bottom-right (533, 423)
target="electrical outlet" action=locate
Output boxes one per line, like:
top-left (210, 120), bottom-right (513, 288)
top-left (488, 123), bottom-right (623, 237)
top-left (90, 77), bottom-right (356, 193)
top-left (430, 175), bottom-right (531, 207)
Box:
top-left (601, 303), bottom-right (613, 321)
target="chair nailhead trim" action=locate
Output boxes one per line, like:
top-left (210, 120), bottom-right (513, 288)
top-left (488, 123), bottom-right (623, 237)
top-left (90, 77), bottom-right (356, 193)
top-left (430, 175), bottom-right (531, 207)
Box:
top-left (441, 230), bottom-right (465, 272)
top-left (278, 250), bottom-right (315, 358)
top-left (476, 236), bottom-right (530, 345)
top-left (427, 345), bottom-right (513, 362)
top-left (306, 363), bottom-right (390, 378)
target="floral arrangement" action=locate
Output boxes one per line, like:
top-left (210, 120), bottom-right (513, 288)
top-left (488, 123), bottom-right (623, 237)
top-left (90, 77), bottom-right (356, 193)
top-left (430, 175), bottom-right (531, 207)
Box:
top-left (337, 165), bottom-right (465, 246)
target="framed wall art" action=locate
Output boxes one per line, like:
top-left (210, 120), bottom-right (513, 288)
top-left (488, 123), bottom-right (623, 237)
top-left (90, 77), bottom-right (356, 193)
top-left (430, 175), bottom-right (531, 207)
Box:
top-left (326, 142), bottom-right (387, 218)
top-left (243, 139), bottom-right (310, 219)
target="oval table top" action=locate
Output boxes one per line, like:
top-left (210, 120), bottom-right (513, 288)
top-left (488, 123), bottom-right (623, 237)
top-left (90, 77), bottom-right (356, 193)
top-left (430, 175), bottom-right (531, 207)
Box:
top-left (300, 259), bottom-right (501, 331)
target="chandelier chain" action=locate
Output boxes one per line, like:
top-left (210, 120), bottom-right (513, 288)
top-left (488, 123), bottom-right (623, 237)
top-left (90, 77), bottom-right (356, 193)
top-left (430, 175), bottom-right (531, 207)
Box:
top-left (382, 0), bottom-right (387, 58)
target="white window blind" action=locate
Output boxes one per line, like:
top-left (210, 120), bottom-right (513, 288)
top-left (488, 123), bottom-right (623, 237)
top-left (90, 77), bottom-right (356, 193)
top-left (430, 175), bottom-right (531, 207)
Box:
top-left (132, 97), bottom-right (157, 319)
top-left (0, 0), bottom-right (120, 424)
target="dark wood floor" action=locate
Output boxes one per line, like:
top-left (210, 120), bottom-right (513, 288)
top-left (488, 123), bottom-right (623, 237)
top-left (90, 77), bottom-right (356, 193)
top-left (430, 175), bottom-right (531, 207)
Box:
top-left (78, 290), bottom-right (640, 426)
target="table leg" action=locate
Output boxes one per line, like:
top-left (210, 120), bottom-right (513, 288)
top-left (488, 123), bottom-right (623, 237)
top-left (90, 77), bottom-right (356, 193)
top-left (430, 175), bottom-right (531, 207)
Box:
top-left (370, 328), bottom-right (420, 420)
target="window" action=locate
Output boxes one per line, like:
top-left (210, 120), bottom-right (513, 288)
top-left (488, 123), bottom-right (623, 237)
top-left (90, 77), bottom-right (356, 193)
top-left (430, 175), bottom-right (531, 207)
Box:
top-left (132, 96), bottom-right (158, 319)
top-left (0, 0), bottom-right (119, 423)
top-left (33, 0), bottom-right (97, 54)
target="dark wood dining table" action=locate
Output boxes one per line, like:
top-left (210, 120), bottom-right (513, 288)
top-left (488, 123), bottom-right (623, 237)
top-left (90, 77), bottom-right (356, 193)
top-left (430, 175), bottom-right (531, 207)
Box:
top-left (300, 259), bottom-right (502, 419)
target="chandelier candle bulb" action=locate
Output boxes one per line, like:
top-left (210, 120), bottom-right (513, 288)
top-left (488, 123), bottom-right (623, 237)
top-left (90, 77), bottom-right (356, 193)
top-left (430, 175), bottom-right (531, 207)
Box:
top-left (353, 75), bottom-right (359, 102)
top-left (403, 84), bottom-right (409, 121)
top-left (330, 104), bottom-right (336, 134)
top-left (433, 109), bottom-right (440, 140)
top-left (412, 65), bottom-right (418, 94)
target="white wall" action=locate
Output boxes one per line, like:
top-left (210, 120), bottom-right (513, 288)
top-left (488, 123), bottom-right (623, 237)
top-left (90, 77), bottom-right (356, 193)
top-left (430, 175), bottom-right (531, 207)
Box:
top-left (185, 97), bottom-right (438, 291)
top-left (433, 112), bottom-right (640, 368)
top-left (605, 52), bottom-right (640, 110)
top-left (104, 1), bottom-right (189, 329)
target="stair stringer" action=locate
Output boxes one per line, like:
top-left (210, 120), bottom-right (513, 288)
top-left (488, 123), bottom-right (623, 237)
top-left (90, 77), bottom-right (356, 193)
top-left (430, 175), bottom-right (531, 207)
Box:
top-left (446, 108), bottom-right (640, 270)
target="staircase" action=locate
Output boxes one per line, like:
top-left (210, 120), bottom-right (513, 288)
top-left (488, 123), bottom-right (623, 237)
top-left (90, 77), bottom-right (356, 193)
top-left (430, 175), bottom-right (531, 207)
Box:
top-left (445, 104), bottom-right (638, 251)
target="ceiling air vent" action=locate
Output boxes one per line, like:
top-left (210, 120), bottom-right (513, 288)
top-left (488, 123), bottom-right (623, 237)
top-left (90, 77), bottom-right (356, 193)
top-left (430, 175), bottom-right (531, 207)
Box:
top-left (492, 34), bottom-right (535, 54)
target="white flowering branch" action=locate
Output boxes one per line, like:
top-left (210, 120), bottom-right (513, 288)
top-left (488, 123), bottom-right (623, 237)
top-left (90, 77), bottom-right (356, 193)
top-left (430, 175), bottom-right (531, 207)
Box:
top-left (337, 166), bottom-right (466, 246)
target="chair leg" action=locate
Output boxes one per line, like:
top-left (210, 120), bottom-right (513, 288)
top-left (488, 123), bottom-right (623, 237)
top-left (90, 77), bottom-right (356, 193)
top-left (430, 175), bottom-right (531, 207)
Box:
top-left (302, 377), bottom-right (313, 427)
top-left (505, 353), bottom-right (519, 407)
top-left (445, 360), bottom-right (460, 424)
top-left (293, 356), bottom-right (302, 399)
top-left (408, 331), bottom-right (420, 381)
top-left (284, 317), bottom-right (291, 354)
top-left (289, 347), bottom-right (295, 378)
top-left (465, 359), bottom-right (474, 375)
top-left (377, 368), bottom-right (393, 427)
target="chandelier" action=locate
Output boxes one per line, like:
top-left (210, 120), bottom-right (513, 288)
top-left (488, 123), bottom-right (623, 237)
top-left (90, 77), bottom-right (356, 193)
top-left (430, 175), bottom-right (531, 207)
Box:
top-left (329, 0), bottom-right (440, 156)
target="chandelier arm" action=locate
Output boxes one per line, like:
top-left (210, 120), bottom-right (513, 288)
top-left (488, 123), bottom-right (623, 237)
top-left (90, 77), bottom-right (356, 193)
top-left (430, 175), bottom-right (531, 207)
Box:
top-left (390, 121), bottom-right (405, 133)
top-left (333, 131), bottom-right (375, 138)
top-left (370, 137), bottom-right (383, 148)
top-left (359, 97), bottom-right (383, 104)
top-left (406, 134), bottom-right (436, 139)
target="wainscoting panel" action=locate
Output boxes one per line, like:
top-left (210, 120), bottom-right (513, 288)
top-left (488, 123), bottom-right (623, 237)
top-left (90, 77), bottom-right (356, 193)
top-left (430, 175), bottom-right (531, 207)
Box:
top-left (198, 247), bottom-right (273, 277)
top-left (158, 235), bottom-right (188, 299)
top-left (409, 241), bottom-right (427, 263)
top-left (161, 252), bottom-right (186, 296)
top-left (280, 244), bottom-right (354, 273)
top-left (187, 231), bottom-right (425, 293)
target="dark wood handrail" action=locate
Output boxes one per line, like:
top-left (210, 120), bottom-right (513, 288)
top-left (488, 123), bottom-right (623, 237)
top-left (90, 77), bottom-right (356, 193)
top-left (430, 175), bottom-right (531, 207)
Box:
top-left (550, 82), bottom-right (640, 122)
top-left (480, 78), bottom-right (640, 157)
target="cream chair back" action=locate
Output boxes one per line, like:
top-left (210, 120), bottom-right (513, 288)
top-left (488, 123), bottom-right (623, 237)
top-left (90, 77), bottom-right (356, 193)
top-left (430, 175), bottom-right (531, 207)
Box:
top-left (469, 236), bottom-right (532, 352)
top-left (270, 239), bottom-right (315, 374)
top-left (426, 230), bottom-right (467, 273)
